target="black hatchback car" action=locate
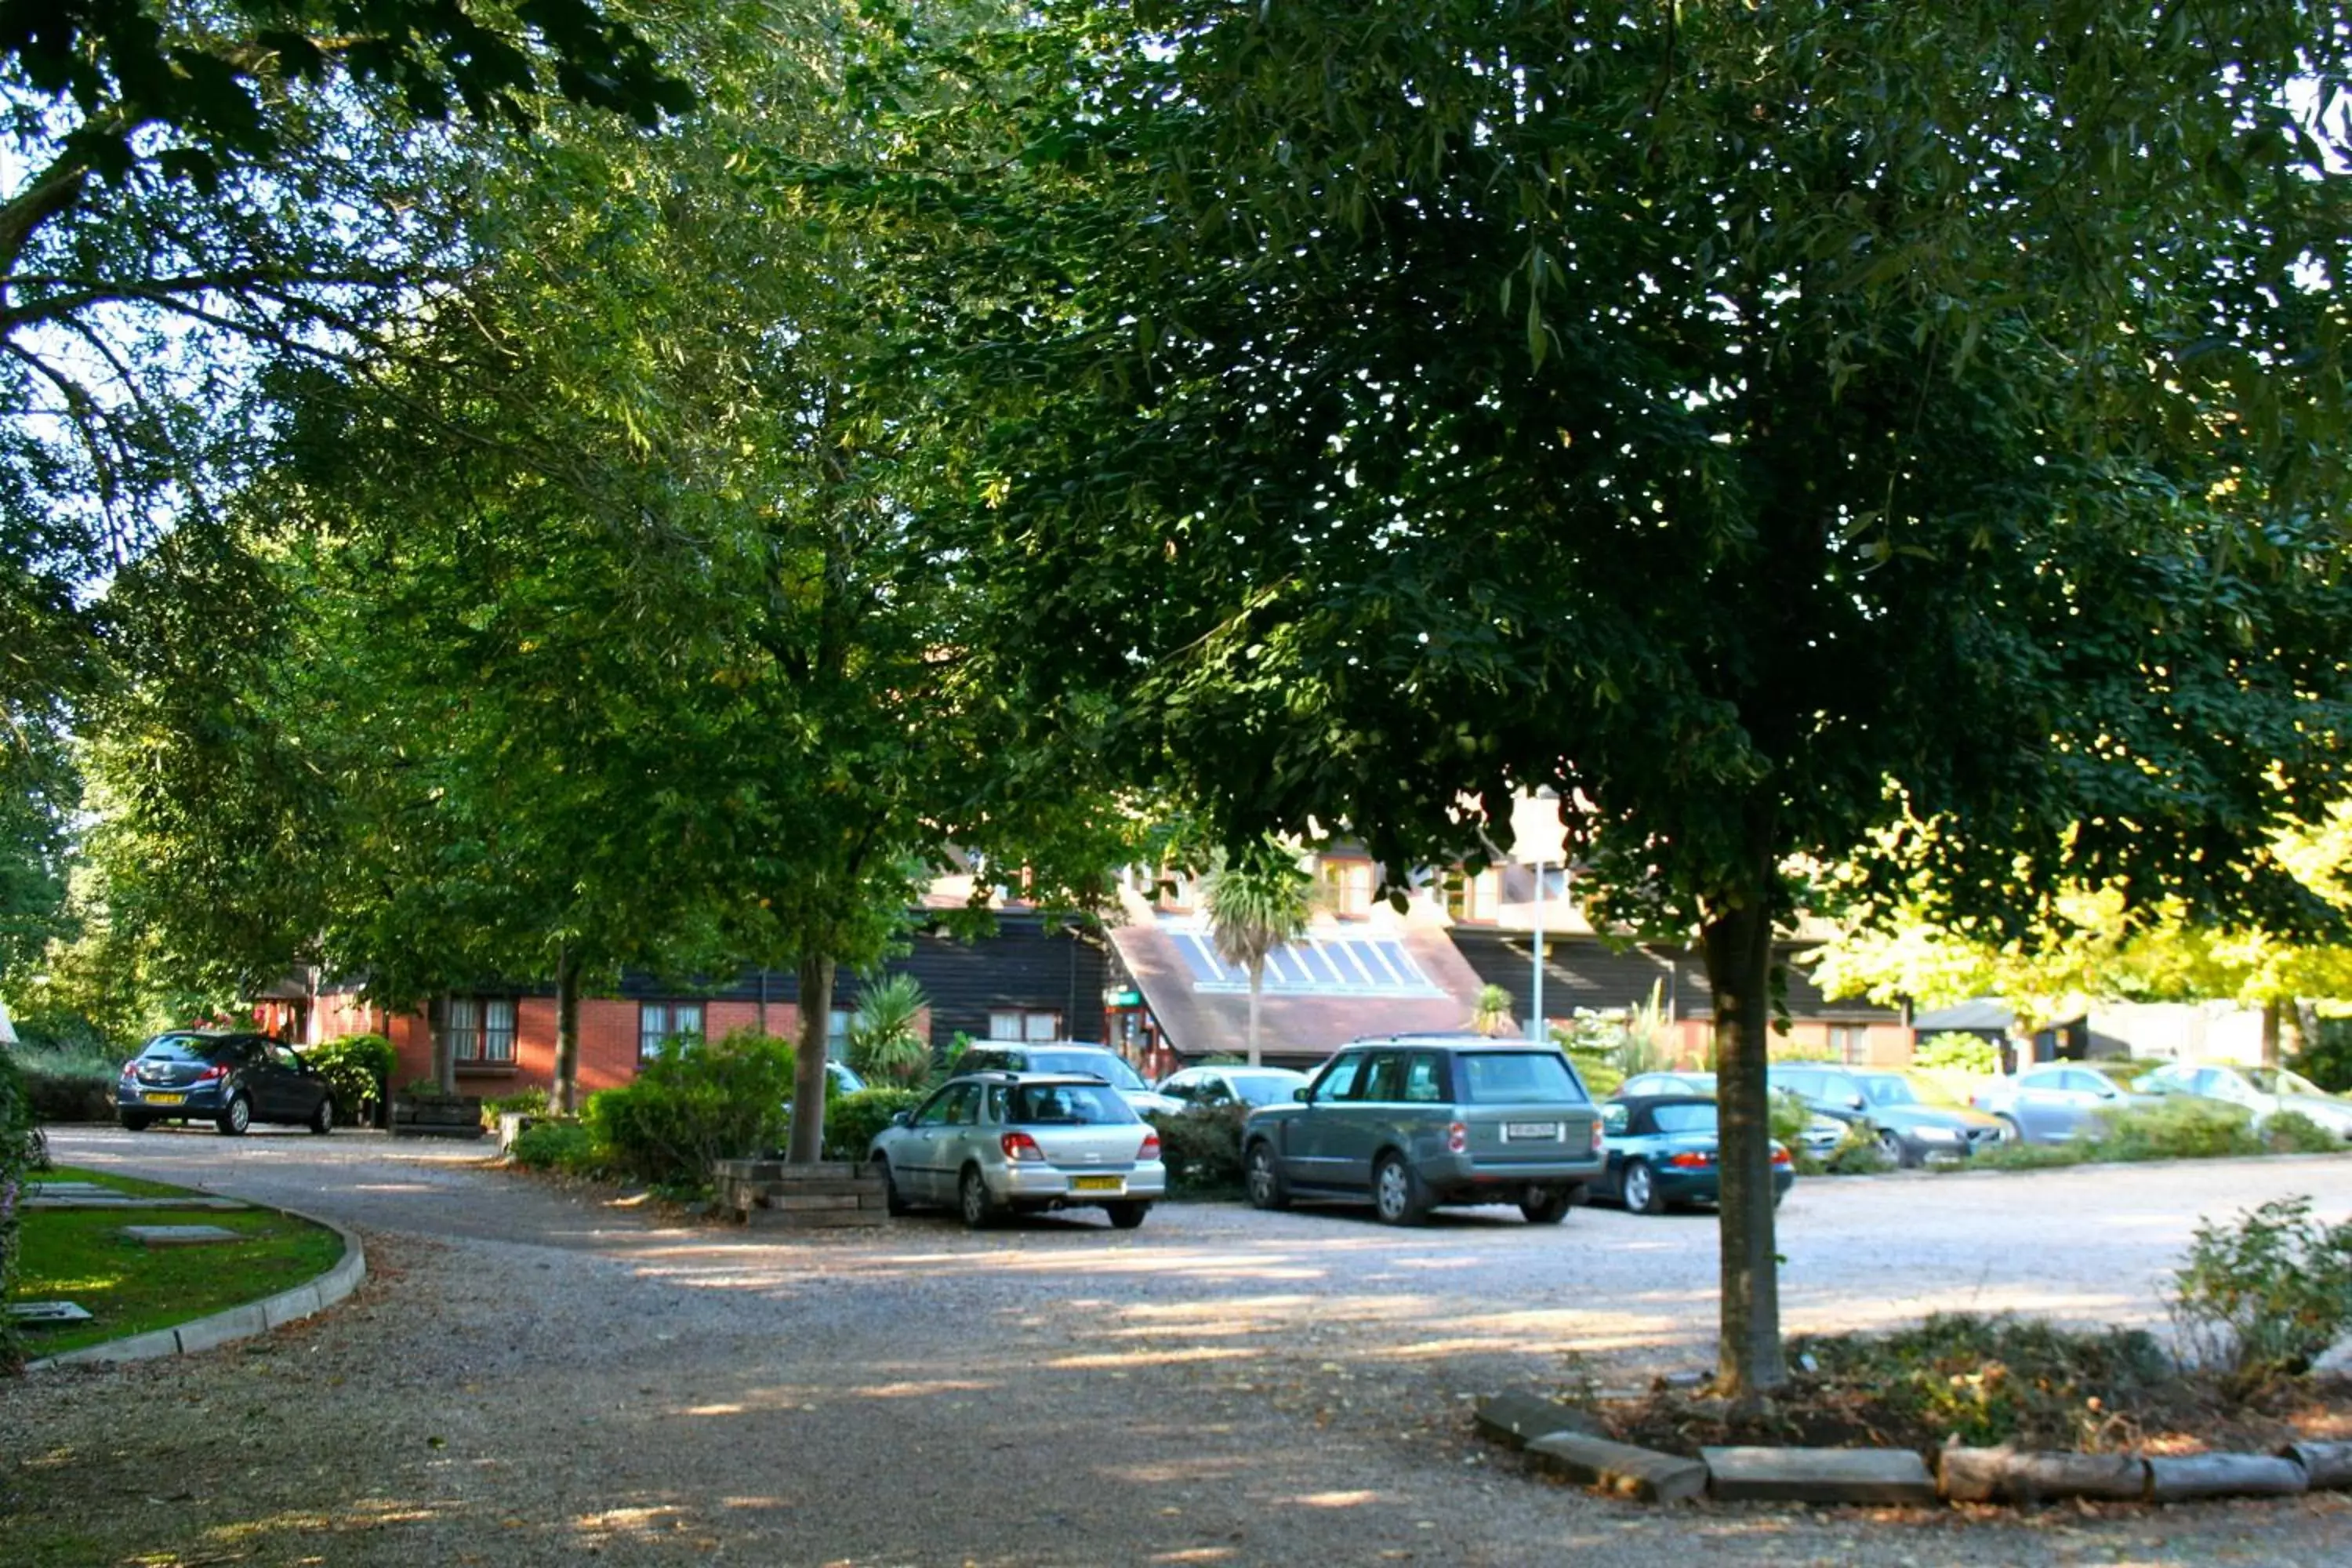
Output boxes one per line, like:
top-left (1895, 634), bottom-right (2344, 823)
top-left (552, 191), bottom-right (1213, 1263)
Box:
top-left (118, 1031), bottom-right (336, 1135)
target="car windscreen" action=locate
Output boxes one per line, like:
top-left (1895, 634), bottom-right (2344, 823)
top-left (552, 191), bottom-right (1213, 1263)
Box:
top-left (1650, 1103), bottom-right (1718, 1134)
top-left (990, 1083), bottom-right (1138, 1125)
top-left (1029, 1050), bottom-right (1146, 1091)
top-left (138, 1035), bottom-right (228, 1062)
top-left (1864, 1074), bottom-right (1959, 1108)
top-left (2248, 1067), bottom-right (2330, 1098)
top-left (1227, 1072), bottom-right (1301, 1105)
top-left (1458, 1052), bottom-right (1588, 1105)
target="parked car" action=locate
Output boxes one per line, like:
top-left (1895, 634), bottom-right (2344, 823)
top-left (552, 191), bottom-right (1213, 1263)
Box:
top-left (1156, 1064), bottom-right (1312, 1110)
top-left (1240, 1036), bottom-right (1604, 1225)
top-left (1969, 1063), bottom-right (2156, 1143)
top-left (1590, 1094), bottom-right (1795, 1214)
top-left (117, 1030), bottom-right (335, 1136)
top-left (2131, 1062), bottom-right (2352, 1139)
top-left (826, 1060), bottom-right (868, 1095)
top-left (866, 1072), bottom-right (1166, 1228)
top-left (1616, 1069), bottom-right (1845, 1158)
top-left (1766, 1063), bottom-right (2008, 1167)
top-left (954, 1041), bottom-right (1181, 1116)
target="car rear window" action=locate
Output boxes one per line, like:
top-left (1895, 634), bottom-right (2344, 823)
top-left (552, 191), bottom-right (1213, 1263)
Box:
top-left (139, 1035), bottom-right (227, 1062)
top-left (1458, 1052), bottom-right (1588, 1105)
top-left (989, 1083), bottom-right (1137, 1125)
top-left (1028, 1050), bottom-right (1146, 1091)
top-left (1651, 1103), bottom-right (1718, 1134)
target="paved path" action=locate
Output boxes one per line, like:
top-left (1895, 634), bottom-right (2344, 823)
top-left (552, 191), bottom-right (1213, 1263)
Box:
top-left (6, 1127), bottom-right (2351, 1566)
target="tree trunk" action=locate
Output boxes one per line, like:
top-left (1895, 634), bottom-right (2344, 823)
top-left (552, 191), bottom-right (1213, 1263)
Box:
top-left (1247, 964), bottom-right (1264, 1067)
top-left (430, 992), bottom-right (456, 1097)
top-left (2261, 996), bottom-right (2287, 1069)
top-left (552, 945), bottom-right (583, 1116)
top-left (1700, 893), bottom-right (1788, 1403)
top-left (787, 952), bottom-right (837, 1164)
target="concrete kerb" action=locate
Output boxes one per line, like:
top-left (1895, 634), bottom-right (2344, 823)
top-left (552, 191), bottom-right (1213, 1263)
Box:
top-left (25, 1203), bottom-right (366, 1371)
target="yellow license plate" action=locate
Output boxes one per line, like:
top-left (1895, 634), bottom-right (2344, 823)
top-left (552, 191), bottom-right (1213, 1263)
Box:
top-left (146, 1093), bottom-right (186, 1105)
top-left (1069, 1175), bottom-right (1124, 1193)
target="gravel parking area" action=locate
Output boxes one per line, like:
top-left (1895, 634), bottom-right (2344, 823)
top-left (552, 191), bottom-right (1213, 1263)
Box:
top-left (8, 1127), bottom-right (2352, 1566)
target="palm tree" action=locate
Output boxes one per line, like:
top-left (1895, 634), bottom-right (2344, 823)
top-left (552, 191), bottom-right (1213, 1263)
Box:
top-left (1469, 984), bottom-right (1518, 1037)
top-left (1204, 837), bottom-right (1315, 1066)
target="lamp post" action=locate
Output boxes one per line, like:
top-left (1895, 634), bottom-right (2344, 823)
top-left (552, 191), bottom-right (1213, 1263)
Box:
top-left (1510, 791), bottom-right (1570, 1044)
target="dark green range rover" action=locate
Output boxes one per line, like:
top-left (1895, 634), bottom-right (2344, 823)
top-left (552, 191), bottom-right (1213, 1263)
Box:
top-left (1240, 1035), bottom-right (1604, 1225)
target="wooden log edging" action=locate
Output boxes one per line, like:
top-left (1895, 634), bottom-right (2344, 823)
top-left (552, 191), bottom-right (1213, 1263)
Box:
top-left (710, 1158), bottom-right (889, 1227)
top-left (1475, 1394), bottom-right (2352, 1509)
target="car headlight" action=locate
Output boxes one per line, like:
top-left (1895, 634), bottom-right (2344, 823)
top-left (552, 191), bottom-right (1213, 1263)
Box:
top-left (1913, 1126), bottom-right (1959, 1142)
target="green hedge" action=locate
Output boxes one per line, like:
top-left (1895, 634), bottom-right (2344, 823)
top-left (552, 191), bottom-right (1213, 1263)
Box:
top-left (1, 1049), bottom-right (41, 1368)
top-left (307, 1034), bottom-right (396, 1126)
top-left (823, 1088), bottom-right (924, 1161)
top-left (583, 1029), bottom-right (796, 1192)
top-left (511, 1120), bottom-right (599, 1174)
top-left (1148, 1104), bottom-right (1249, 1196)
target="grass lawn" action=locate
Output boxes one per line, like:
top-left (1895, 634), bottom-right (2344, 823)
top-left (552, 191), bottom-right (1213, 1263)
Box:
top-left (10, 1165), bottom-right (347, 1357)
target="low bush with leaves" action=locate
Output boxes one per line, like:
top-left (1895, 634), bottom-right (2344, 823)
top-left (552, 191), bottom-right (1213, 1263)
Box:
top-left (1797, 1122), bottom-right (1893, 1177)
top-left (2259, 1109), bottom-right (2343, 1155)
top-left (1564, 1048), bottom-right (1623, 1099)
top-left (1149, 1104), bottom-right (1249, 1196)
top-left (9, 1038), bottom-right (122, 1123)
top-left (307, 1033), bottom-right (397, 1125)
top-left (1912, 1031), bottom-right (2001, 1075)
top-left (478, 1086), bottom-right (551, 1128)
top-left (510, 1119), bottom-right (600, 1174)
top-left (822, 1087), bottom-right (924, 1161)
top-left (2172, 1196), bottom-right (2352, 1395)
top-left (2092, 1098), bottom-right (2264, 1161)
top-left (1792, 1312), bottom-right (2177, 1450)
top-left (583, 1029), bottom-right (796, 1191)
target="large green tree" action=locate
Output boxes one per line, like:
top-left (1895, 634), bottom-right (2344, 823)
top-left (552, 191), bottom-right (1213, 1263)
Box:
top-left (865, 1), bottom-right (2352, 1397)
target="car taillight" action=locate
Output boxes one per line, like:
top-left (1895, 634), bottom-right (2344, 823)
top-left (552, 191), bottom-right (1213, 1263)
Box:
top-left (1138, 1131), bottom-right (1161, 1161)
top-left (194, 1063), bottom-right (228, 1083)
top-left (1000, 1131), bottom-right (1045, 1162)
top-left (119, 1061), bottom-right (138, 1082)
top-left (1771, 1145), bottom-right (1793, 1167)
top-left (1590, 1120), bottom-right (1606, 1154)
top-left (1668, 1151), bottom-right (1713, 1169)
top-left (1446, 1121), bottom-right (1468, 1154)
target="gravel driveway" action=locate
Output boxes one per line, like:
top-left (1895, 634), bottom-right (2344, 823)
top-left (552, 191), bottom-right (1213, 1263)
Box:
top-left (7, 1127), bottom-right (2352, 1566)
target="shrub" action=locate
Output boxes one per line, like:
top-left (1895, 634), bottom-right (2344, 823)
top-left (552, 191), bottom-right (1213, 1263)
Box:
top-left (1969, 1140), bottom-right (2090, 1172)
top-left (2172, 1196), bottom-right (2352, 1394)
top-left (2293, 1015), bottom-right (2352, 1094)
top-left (1767, 1091), bottom-right (1813, 1151)
top-left (1796, 1312), bottom-right (2173, 1450)
top-left (1913, 1032), bottom-right (2000, 1074)
top-left (478, 1086), bottom-right (550, 1128)
top-left (307, 1033), bottom-right (397, 1125)
top-left (583, 1029), bottom-right (797, 1190)
top-left (1565, 1049), bottom-right (1622, 1100)
top-left (822, 1087), bottom-right (924, 1161)
top-left (1808, 1123), bottom-right (1893, 1176)
top-left (510, 1120), bottom-right (600, 1174)
top-left (2091, 1098), bottom-right (2263, 1161)
top-left (847, 974), bottom-right (932, 1087)
top-left (2262, 1109), bottom-right (2343, 1155)
top-left (1, 1048), bottom-right (38, 1370)
top-left (9, 1038), bottom-right (122, 1123)
top-left (1149, 1104), bottom-right (1248, 1196)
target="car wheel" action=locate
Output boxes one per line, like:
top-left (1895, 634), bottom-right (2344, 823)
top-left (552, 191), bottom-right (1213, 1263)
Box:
top-left (1621, 1158), bottom-right (1667, 1215)
top-left (958, 1165), bottom-right (996, 1229)
top-left (308, 1094), bottom-right (335, 1135)
top-left (1244, 1141), bottom-right (1290, 1211)
top-left (1105, 1201), bottom-right (1149, 1230)
top-left (118, 1112), bottom-right (152, 1132)
top-left (1519, 1185), bottom-right (1573, 1225)
top-left (1875, 1128), bottom-right (1908, 1167)
top-left (874, 1156), bottom-right (910, 1217)
top-left (1370, 1152), bottom-right (1430, 1226)
top-left (217, 1094), bottom-right (251, 1136)
top-left (1995, 1114), bottom-right (2023, 1145)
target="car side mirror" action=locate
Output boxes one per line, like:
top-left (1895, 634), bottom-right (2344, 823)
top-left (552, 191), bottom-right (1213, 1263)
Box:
top-left (1842, 1094), bottom-right (1864, 1110)
top-left (1293, 1087), bottom-right (1310, 1102)
top-left (890, 1110), bottom-right (912, 1127)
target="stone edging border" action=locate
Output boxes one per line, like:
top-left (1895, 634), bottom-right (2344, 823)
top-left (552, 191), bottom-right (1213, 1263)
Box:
top-left (24, 1203), bottom-right (366, 1370)
top-left (1475, 1394), bottom-right (2352, 1508)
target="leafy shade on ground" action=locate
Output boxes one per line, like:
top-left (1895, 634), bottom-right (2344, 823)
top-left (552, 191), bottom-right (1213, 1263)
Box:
top-left (10, 1167), bottom-right (346, 1356)
top-left (1606, 1314), bottom-right (2352, 1458)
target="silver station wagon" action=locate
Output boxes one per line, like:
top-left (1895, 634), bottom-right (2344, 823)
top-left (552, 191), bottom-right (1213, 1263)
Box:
top-left (1241, 1036), bottom-right (1605, 1225)
top-left (867, 1072), bottom-right (1167, 1229)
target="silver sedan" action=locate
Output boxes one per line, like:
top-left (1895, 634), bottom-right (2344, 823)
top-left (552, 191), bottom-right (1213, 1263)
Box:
top-left (868, 1073), bottom-right (1167, 1229)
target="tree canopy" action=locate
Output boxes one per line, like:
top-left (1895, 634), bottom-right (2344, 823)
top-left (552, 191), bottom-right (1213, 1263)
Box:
top-left (855, 0), bottom-right (2352, 1395)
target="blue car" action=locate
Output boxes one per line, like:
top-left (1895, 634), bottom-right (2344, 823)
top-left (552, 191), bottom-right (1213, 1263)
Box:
top-left (1591, 1094), bottom-right (1794, 1215)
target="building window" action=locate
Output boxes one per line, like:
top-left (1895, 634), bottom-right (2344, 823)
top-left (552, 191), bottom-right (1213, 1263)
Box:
top-left (1320, 858), bottom-right (1375, 917)
top-left (640, 1001), bottom-right (706, 1060)
top-left (448, 998), bottom-right (517, 1064)
top-left (1830, 1025), bottom-right (1869, 1065)
top-left (989, 1009), bottom-right (1060, 1043)
top-left (829, 1008), bottom-right (855, 1060)
top-left (1446, 867), bottom-right (1501, 924)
